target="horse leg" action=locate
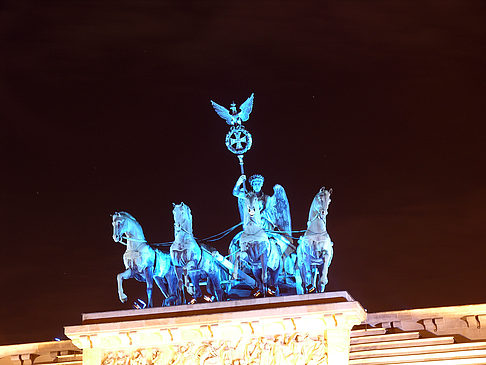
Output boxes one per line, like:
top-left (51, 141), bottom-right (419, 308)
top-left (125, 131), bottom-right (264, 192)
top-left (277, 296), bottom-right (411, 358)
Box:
top-left (271, 237), bottom-right (286, 284)
top-left (251, 264), bottom-right (263, 297)
top-left (209, 270), bottom-right (224, 302)
top-left (144, 267), bottom-right (154, 308)
top-left (267, 264), bottom-right (281, 297)
top-left (294, 258), bottom-right (304, 295)
top-left (205, 273), bottom-right (217, 302)
top-left (266, 242), bottom-right (281, 297)
top-left (299, 252), bottom-right (312, 294)
top-left (307, 258), bottom-right (318, 293)
top-left (117, 269), bottom-right (132, 303)
top-left (172, 266), bottom-right (186, 303)
top-left (260, 246), bottom-right (269, 295)
top-left (165, 268), bottom-right (180, 306)
top-left (318, 248), bottom-right (333, 293)
top-left (314, 263), bottom-right (323, 292)
top-left (276, 258), bottom-right (283, 295)
top-left (296, 247), bottom-right (305, 294)
top-left (187, 270), bottom-right (202, 302)
top-left (233, 252), bottom-right (240, 280)
top-left (281, 250), bottom-right (290, 286)
top-left (175, 266), bottom-right (184, 289)
top-left (297, 244), bottom-right (310, 294)
top-left (153, 276), bottom-right (169, 306)
top-left (318, 261), bottom-right (327, 293)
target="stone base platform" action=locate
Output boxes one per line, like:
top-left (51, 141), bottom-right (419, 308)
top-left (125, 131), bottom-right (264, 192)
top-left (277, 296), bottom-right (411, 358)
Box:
top-left (65, 291), bottom-right (366, 364)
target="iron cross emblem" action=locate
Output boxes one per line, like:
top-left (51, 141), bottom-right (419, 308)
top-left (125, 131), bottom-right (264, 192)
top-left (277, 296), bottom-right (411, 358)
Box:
top-left (225, 126), bottom-right (252, 155)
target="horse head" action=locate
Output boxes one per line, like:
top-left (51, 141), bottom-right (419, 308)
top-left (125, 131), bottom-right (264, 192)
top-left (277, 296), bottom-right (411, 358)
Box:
top-left (112, 212), bottom-right (128, 243)
top-left (309, 187), bottom-right (332, 223)
top-left (243, 192), bottom-right (263, 228)
top-left (172, 202), bottom-right (193, 236)
top-left (112, 211), bottom-right (140, 243)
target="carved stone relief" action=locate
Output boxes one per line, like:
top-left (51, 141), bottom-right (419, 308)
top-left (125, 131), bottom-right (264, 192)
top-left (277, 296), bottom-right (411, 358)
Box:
top-left (102, 333), bottom-right (327, 365)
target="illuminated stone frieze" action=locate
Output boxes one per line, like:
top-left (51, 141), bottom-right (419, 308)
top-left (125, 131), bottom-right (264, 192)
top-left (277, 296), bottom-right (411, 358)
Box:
top-left (102, 333), bottom-right (327, 365)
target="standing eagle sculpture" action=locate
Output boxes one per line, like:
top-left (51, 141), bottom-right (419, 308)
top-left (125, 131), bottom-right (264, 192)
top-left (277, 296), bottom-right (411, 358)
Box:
top-left (211, 93), bottom-right (254, 126)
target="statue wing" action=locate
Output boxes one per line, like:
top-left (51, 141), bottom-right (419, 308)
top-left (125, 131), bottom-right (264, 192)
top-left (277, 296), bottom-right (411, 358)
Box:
top-left (238, 93), bottom-right (254, 122)
top-left (211, 100), bottom-right (234, 125)
top-left (272, 184), bottom-right (292, 239)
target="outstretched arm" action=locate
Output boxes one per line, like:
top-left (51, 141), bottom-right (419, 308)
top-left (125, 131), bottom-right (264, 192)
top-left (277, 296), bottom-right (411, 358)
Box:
top-left (232, 174), bottom-right (247, 198)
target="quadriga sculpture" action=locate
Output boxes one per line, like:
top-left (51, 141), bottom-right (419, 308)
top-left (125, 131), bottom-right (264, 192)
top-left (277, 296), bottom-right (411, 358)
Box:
top-left (170, 202), bottom-right (224, 303)
top-left (234, 192), bottom-right (282, 297)
top-left (297, 188), bottom-right (333, 294)
top-left (112, 212), bottom-right (179, 307)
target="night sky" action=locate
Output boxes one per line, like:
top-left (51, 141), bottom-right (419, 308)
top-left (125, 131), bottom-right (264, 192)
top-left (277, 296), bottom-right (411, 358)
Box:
top-left (1, 0), bottom-right (485, 345)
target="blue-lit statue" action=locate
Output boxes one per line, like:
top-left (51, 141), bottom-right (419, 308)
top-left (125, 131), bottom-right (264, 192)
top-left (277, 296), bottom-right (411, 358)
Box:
top-left (170, 202), bottom-right (224, 303)
top-left (213, 93), bottom-right (254, 175)
top-left (230, 174), bottom-right (298, 285)
top-left (233, 192), bottom-right (282, 297)
top-left (211, 93), bottom-right (254, 127)
top-left (112, 212), bottom-right (179, 307)
top-left (108, 93), bottom-right (334, 309)
top-left (233, 174), bottom-right (292, 235)
top-left (296, 188), bottom-right (333, 293)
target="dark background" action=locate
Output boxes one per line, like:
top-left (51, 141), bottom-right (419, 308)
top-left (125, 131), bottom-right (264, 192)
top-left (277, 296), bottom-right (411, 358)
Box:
top-left (1, 0), bottom-right (485, 345)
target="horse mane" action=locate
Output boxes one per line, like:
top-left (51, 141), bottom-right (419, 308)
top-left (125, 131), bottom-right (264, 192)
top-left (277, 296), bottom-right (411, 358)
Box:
top-left (308, 193), bottom-right (320, 223)
top-left (114, 211), bottom-right (145, 240)
top-left (118, 211), bottom-right (138, 224)
top-left (182, 203), bottom-right (193, 234)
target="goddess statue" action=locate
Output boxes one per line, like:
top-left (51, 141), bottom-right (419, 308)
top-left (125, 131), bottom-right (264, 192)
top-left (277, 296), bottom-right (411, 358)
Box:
top-left (233, 174), bottom-right (274, 231)
top-left (233, 174), bottom-right (293, 251)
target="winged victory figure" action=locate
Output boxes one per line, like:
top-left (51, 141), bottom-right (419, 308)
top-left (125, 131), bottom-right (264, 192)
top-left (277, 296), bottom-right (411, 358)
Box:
top-left (233, 174), bottom-right (293, 248)
top-left (211, 93), bottom-right (254, 126)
